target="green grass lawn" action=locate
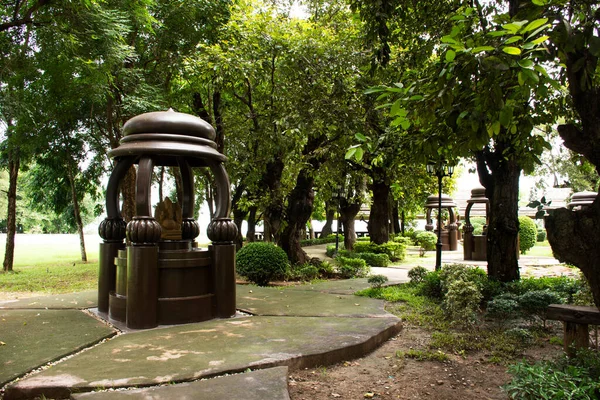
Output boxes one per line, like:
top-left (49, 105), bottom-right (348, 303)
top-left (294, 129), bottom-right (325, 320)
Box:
top-left (0, 234), bottom-right (100, 295)
top-left (524, 241), bottom-right (555, 258)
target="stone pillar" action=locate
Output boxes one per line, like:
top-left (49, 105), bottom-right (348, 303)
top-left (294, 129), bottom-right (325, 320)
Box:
top-left (125, 157), bottom-right (162, 329)
top-left (97, 218), bottom-right (126, 313)
top-left (208, 218), bottom-right (238, 318)
top-left (463, 224), bottom-right (474, 260)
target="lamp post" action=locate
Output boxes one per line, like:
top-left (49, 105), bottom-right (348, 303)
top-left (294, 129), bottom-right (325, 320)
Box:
top-left (426, 160), bottom-right (454, 271)
top-left (334, 184), bottom-right (342, 256)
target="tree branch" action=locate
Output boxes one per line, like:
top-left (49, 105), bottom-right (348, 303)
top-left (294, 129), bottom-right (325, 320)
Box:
top-left (0, 0), bottom-right (50, 32)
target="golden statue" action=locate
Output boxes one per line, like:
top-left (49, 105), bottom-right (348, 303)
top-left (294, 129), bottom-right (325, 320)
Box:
top-left (154, 197), bottom-right (183, 240)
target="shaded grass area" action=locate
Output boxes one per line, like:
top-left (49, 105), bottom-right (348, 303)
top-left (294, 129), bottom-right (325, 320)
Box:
top-left (0, 260), bottom-right (98, 294)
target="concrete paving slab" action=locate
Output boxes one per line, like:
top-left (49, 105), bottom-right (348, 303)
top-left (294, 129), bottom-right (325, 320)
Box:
top-left (71, 366), bottom-right (290, 400)
top-left (284, 278), bottom-right (373, 295)
top-left (0, 291), bottom-right (97, 310)
top-left (5, 315), bottom-right (401, 400)
top-left (236, 285), bottom-right (390, 317)
top-left (0, 309), bottom-right (116, 386)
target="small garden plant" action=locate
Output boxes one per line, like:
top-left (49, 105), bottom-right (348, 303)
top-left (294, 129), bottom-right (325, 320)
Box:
top-left (355, 263), bottom-right (598, 394)
top-left (235, 242), bottom-right (290, 286)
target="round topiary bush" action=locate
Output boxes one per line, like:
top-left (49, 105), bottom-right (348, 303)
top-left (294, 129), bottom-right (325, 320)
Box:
top-left (415, 231), bottom-right (437, 251)
top-left (236, 242), bottom-right (289, 286)
top-left (518, 216), bottom-right (537, 254)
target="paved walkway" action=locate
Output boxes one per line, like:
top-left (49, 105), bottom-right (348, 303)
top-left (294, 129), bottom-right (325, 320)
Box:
top-left (0, 280), bottom-right (401, 400)
top-left (0, 243), bottom-right (573, 399)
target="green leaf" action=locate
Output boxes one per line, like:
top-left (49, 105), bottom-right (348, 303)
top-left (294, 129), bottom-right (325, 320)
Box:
top-left (499, 106), bottom-right (513, 127)
top-left (355, 133), bottom-right (366, 142)
top-left (364, 87), bottom-right (385, 94)
top-left (535, 210), bottom-right (545, 219)
top-left (534, 65), bottom-right (549, 77)
top-left (502, 47), bottom-right (522, 55)
top-left (504, 36), bottom-right (523, 44)
top-left (471, 46), bottom-right (494, 54)
top-left (390, 99), bottom-right (402, 117)
top-left (518, 59), bottom-right (534, 69)
top-left (409, 95), bottom-right (423, 101)
top-left (488, 30), bottom-right (510, 37)
top-left (441, 35), bottom-right (457, 44)
top-left (502, 23), bottom-right (521, 34)
top-left (492, 120), bottom-right (501, 136)
top-left (530, 35), bottom-right (549, 45)
top-left (345, 147), bottom-right (357, 160)
top-left (445, 50), bottom-right (456, 62)
top-left (355, 147), bottom-right (364, 162)
top-left (522, 18), bottom-right (548, 33)
top-left (400, 120), bottom-right (411, 130)
top-left (589, 36), bottom-right (600, 57)
top-left (531, 0), bottom-right (548, 5)
top-left (518, 71), bottom-right (525, 86)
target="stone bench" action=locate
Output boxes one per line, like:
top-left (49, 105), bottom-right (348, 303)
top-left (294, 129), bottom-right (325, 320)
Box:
top-left (547, 304), bottom-right (600, 357)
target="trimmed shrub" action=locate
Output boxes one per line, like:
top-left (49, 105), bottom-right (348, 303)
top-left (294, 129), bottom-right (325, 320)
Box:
top-left (358, 252), bottom-right (390, 267)
top-left (518, 290), bottom-right (564, 325)
top-left (353, 241), bottom-right (406, 261)
top-left (469, 217), bottom-right (487, 235)
top-left (536, 229), bottom-right (546, 242)
top-left (326, 243), bottom-right (344, 257)
top-left (415, 231), bottom-right (437, 252)
top-left (392, 236), bottom-right (412, 246)
top-left (236, 242), bottom-right (289, 286)
top-left (336, 256), bottom-right (370, 278)
top-left (417, 270), bottom-right (443, 299)
top-left (519, 216), bottom-right (537, 254)
top-left (486, 297), bottom-right (520, 321)
top-left (408, 266), bottom-right (429, 285)
top-left (301, 234), bottom-right (344, 247)
top-left (368, 274), bottom-right (388, 288)
top-left (506, 276), bottom-right (580, 303)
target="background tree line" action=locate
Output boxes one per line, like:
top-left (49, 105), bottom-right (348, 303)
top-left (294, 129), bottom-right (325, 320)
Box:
top-left (1, 0), bottom-right (599, 309)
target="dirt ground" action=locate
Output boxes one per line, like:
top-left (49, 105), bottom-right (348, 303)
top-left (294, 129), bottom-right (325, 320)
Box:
top-left (288, 324), bottom-right (563, 400)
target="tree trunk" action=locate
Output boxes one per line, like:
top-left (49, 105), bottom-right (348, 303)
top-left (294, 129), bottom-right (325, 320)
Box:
top-left (392, 203), bottom-right (401, 235)
top-left (481, 157), bottom-right (521, 282)
top-left (121, 166), bottom-right (136, 223)
top-left (247, 206), bottom-right (257, 242)
top-left (368, 172), bottom-right (390, 245)
top-left (261, 158), bottom-right (285, 242)
top-left (157, 166), bottom-right (164, 202)
top-left (340, 199), bottom-right (361, 251)
top-left (231, 184), bottom-right (247, 250)
top-left (545, 197), bottom-right (600, 308)
top-left (320, 204), bottom-right (335, 238)
top-left (401, 210), bottom-right (406, 235)
top-left (3, 150), bottom-right (20, 272)
top-left (66, 163), bottom-right (87, 262)
top-left (279, 168), bottom-right (315, 265)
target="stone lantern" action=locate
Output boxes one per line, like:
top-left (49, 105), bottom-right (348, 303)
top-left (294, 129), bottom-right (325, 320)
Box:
top-left (462, 187), bottom-right (489, 261)
top-left (97, 109), bottom-right (238, 329)
top-left (424, 194), bottom-right (458, 251)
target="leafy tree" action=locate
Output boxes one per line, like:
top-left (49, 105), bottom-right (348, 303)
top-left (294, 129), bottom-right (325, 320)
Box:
top-left (355, 5), bottom-right (558, 281)
top-left (538, 0), bottom-right (600, 308)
